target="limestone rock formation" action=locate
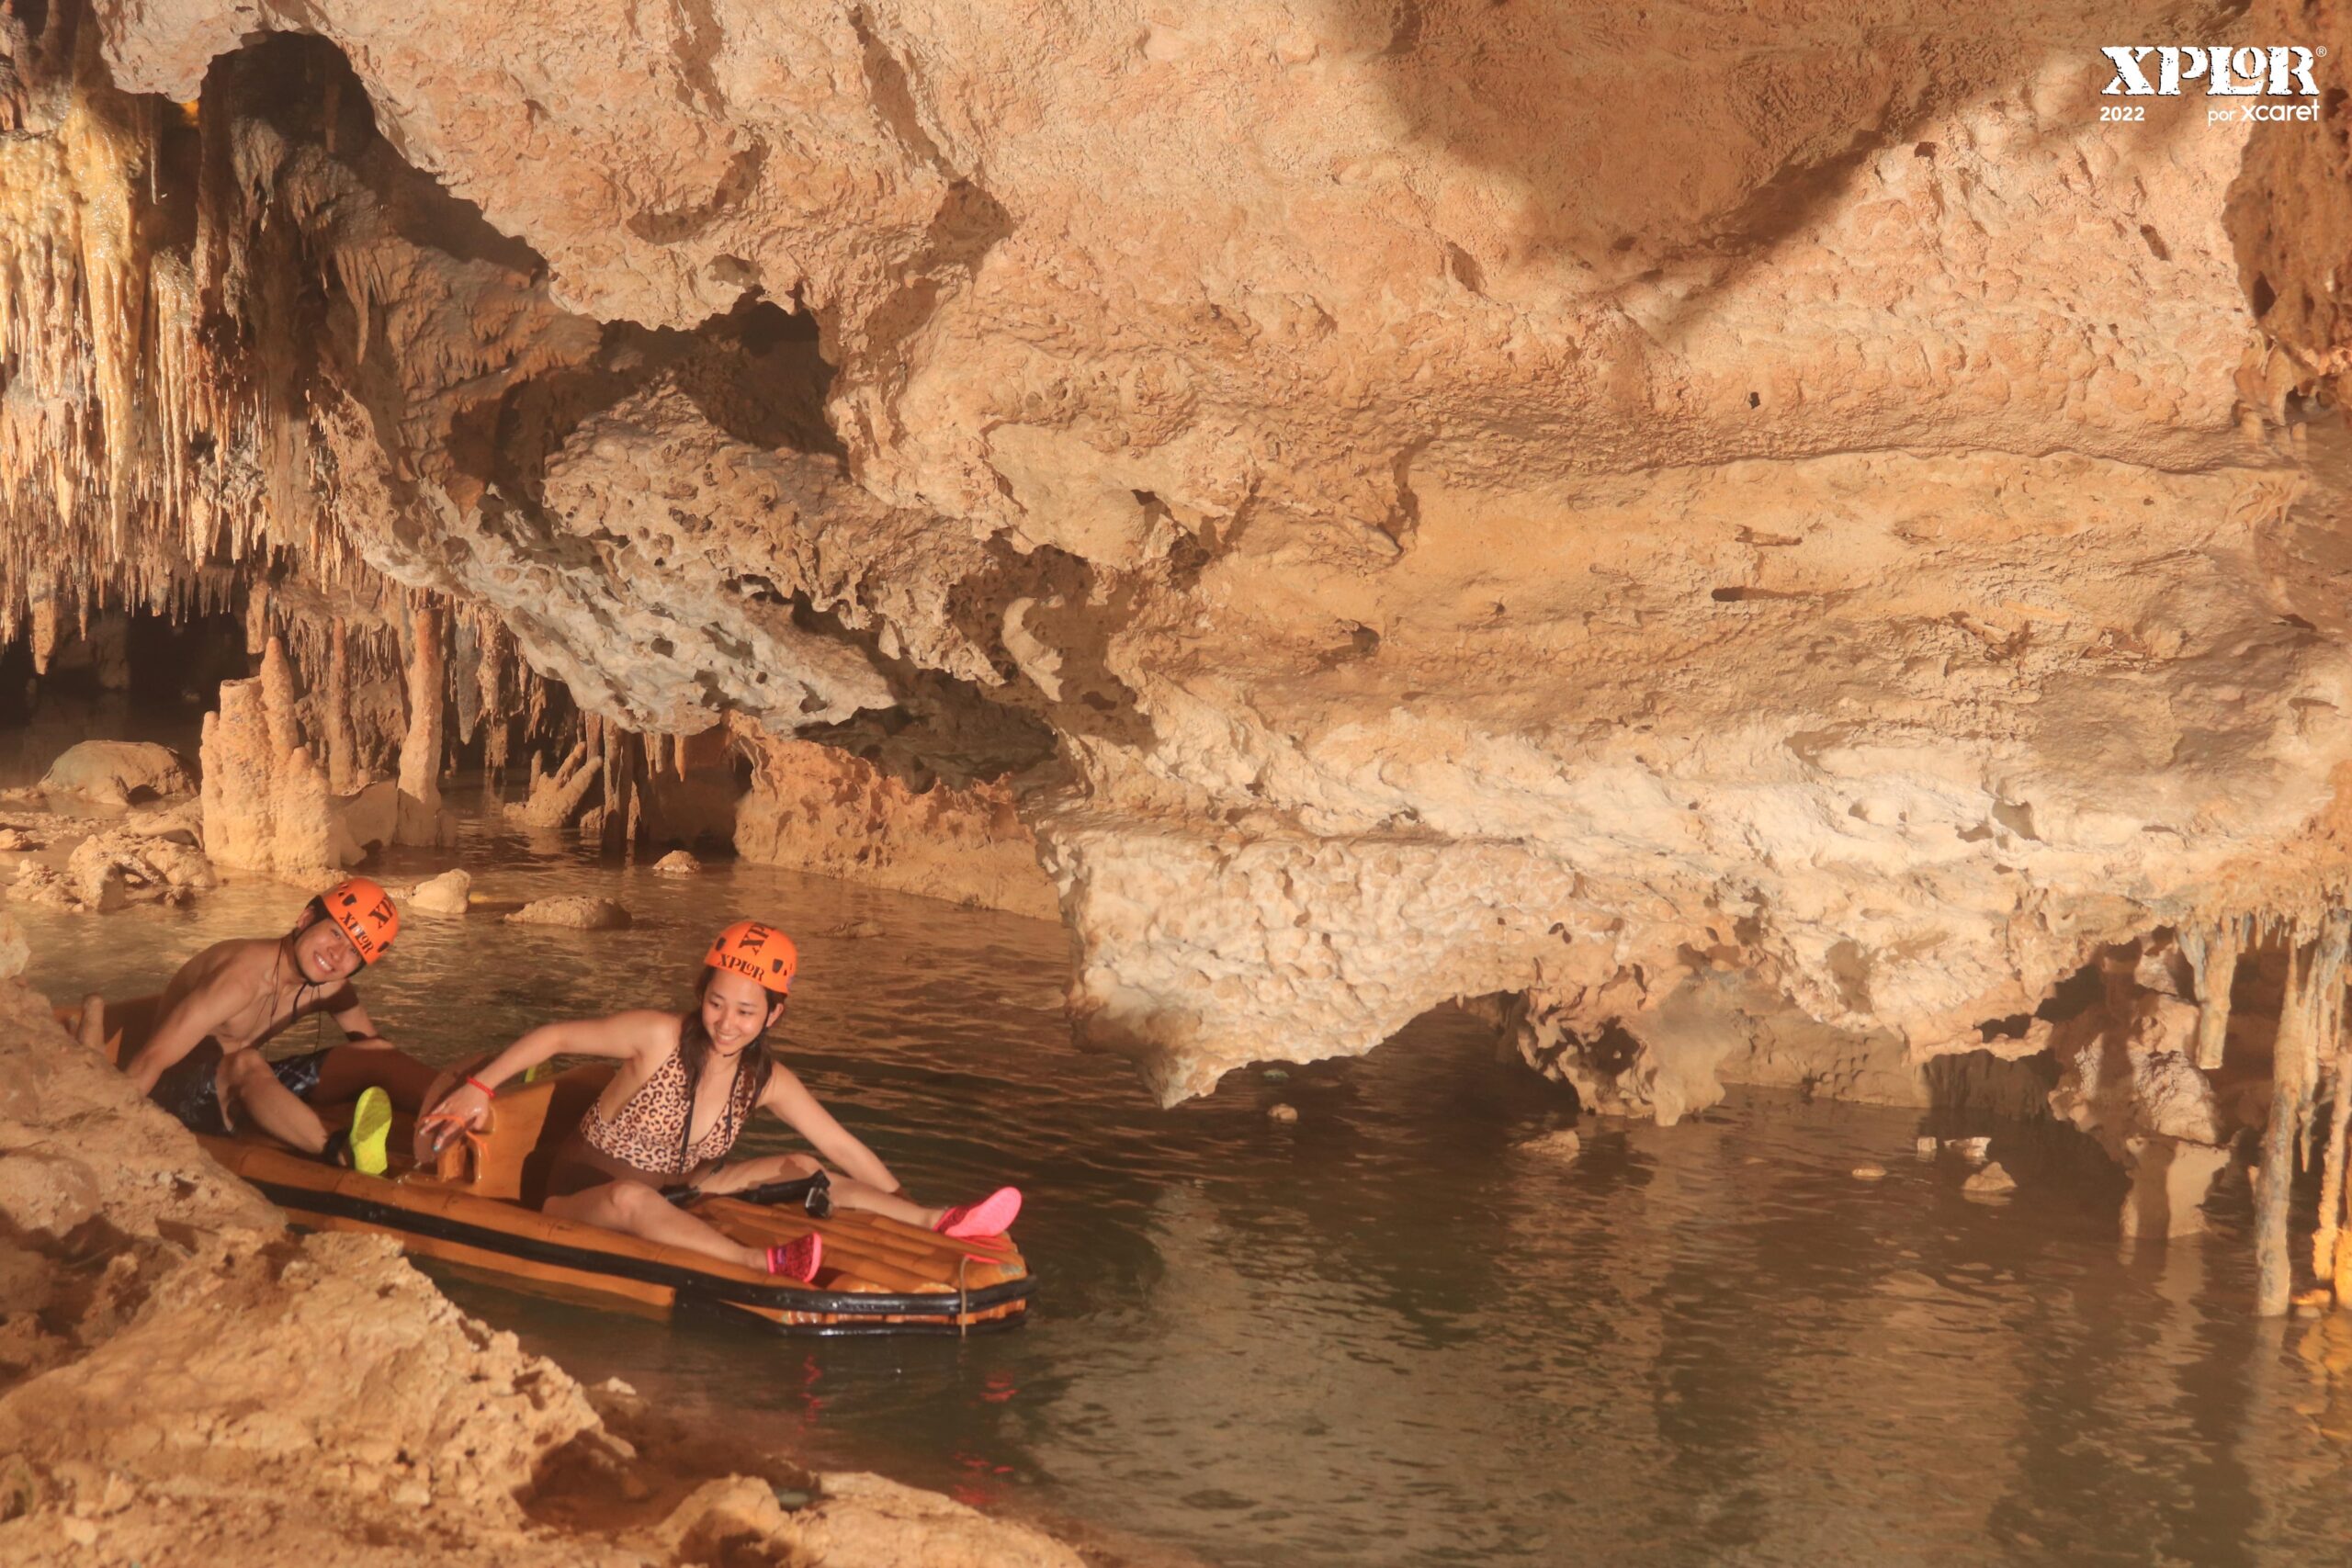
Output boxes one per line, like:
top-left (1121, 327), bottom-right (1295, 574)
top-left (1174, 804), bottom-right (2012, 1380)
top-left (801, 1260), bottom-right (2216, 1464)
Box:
top-left (7, 826), bottom-right (211, 914)
top-left (393, 603), bottom-right (446, 847)
top-left (0, 909), bottom-right (26, 979)
top-left (199, 636), bottom-right (440, 883)
top-left (650, 849), bottom-right (700, 874)
top-left (735, 731), bottom-right (1057, 919)
top-left (199, 646), bottom-right (341, 884)
top-left (62, 826), bottom-right (214, 910)
top-left (1964, 1162), bottom-right (2019, 1198)
top-left (398, 867), bottom-right (471, 916)
top-left (506, 896), bottom-right (632, 931)
top-left (2037, 933), bottom-right (2268, 1238)
top-left (37, 740), bottom-right (194, 805)
top-left (507, 741), bottom-right (603, 830)
top-left (6, 0), bottom-right (2352, 1125)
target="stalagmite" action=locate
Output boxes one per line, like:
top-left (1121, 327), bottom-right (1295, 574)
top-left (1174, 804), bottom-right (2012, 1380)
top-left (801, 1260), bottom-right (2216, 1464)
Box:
top-left (507, 740), bottom-right (602, 829)
top-left (259, 636), bottom-right (300, 761)
top-left (198, 680), bottom-right (278, 874)
top-left (270, 744), bottom-right (336, 878)
top-left (451, 612), bottom-right (481, 745)
top-left (395, 603), bottom-right (444, 845)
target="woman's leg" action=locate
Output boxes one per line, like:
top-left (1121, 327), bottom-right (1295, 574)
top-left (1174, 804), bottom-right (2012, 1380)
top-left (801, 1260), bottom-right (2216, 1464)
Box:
top-left (546, 1178), bottom-right (768, 1271)
top-left (706, 1153), bottom-right (947, 1228)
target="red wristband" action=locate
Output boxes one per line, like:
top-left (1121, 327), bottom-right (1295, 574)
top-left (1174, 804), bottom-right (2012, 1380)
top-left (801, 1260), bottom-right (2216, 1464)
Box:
top-left (466, 1075), bottom-right (495, 1099)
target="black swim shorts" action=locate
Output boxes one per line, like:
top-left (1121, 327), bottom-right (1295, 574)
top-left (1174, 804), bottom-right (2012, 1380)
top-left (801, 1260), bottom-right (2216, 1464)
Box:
top-left (149, 1041), bottom-right (336, 1137)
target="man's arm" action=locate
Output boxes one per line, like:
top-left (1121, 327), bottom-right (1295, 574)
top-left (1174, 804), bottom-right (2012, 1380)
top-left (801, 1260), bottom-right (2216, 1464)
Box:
top-left (123, 973), bottom-right (246, 1094)
top-left (322, 986), bottom-right (380, 1043)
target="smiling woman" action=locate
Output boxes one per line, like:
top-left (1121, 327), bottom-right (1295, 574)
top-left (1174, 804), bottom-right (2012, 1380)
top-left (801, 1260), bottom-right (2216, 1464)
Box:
top-left (420, 919), bottom-right (1023, 1281)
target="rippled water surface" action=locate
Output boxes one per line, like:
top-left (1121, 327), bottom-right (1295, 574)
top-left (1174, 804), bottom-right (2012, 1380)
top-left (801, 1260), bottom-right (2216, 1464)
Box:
top-left (17, 796), bottom-right (2352, 1566)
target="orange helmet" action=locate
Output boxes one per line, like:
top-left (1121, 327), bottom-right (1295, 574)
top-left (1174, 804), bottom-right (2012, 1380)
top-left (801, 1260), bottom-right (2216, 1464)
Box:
top-left (321, 875), bottom-right (400, 964)
top-left (707, 919), bottom-right (797, 993)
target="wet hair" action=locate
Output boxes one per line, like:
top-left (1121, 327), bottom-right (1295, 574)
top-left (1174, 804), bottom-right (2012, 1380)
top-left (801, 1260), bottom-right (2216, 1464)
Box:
top-left (678, 966), bottom-right (784, 1102)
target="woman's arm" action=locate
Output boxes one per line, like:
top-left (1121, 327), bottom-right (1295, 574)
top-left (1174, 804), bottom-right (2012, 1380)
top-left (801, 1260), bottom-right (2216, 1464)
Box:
top-left (421, 1010), bottom-right (673, 1136)
top-left (760, 1066), bottom-right (901, 1192)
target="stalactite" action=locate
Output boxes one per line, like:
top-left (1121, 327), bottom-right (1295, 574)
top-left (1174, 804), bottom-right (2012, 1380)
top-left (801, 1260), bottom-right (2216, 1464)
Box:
top-left (476, 614), bottom-right (523, 790)
top-left (450, 611), bottom-right (482, 745)
top-left (2184, 919), bottom-right (2246, 1072)
top-left (524, 666), bottom-right (550, 745)
top-left (27, 594), bottom-right (60, 674)
top-left (244, 583), bottom-right (272, 655)
top-left (0, 10), bottom-right (418, 648)
top-left (324, 619), bottom-right (360, 793)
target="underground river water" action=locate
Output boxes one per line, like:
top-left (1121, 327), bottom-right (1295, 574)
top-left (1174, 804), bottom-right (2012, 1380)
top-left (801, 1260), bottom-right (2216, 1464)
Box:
top-left (15, 796), bottom-right (2352, 1567)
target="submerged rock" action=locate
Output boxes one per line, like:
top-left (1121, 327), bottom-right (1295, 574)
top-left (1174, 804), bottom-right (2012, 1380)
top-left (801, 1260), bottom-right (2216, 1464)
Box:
top-left (505, 895), bottom-right (632, 931)
top-left (39, 740), bottom-right (195, 805)
top-left (651, 849), bottom-right (701, 874)
top-left (65, 829), bottom-right (216, 911)
top-left (8, 829), bottom-right (213, 915)
top-left (8, 863), bottom-right (77, 909)
top-left (1517, 1128), bottom-right (1583, 1162)
top-left (401, 868), bottom-right (473, 916)
top-left (1962, 1162), bottom-right (2018, 1197)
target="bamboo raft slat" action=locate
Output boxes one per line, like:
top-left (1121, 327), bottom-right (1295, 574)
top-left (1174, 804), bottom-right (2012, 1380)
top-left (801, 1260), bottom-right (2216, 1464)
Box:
top-left (63, 997), bottom-right (1034, 1337)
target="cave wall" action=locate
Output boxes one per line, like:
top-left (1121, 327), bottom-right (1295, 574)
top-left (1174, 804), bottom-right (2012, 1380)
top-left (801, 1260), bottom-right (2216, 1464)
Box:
top-left (9, 1), bottom-right (2352, 1106)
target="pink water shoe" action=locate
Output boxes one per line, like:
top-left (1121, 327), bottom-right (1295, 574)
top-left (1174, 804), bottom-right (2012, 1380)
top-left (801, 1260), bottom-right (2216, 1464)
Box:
top-left (766, 1233), bottom-right (823, 1281)
top-left (933, 1187), bottom-right (1023, 1239)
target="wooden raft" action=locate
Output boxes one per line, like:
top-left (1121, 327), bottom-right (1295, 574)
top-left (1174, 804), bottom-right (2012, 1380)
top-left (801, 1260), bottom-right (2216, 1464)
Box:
top-left (66, 997), bottom-right (1033, 1337)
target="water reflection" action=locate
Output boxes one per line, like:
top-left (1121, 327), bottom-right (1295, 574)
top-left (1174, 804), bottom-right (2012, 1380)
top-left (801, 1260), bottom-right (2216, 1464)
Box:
top-left (15, 798), bottom-right (2352, 1566)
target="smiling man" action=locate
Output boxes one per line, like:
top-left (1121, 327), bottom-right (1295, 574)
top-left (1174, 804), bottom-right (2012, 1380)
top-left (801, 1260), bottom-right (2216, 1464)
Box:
top-left (123, 876), bottom-right (439, 1172)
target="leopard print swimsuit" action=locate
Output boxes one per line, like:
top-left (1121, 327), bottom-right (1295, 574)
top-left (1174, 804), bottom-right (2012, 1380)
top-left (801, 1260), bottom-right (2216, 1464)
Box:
top-left (546, 1045), bottom-right (761, 1198)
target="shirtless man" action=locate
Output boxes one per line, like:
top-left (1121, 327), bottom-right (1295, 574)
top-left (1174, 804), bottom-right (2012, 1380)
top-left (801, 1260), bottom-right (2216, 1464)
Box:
top-left (124, 875), bottom-right (438, 1171)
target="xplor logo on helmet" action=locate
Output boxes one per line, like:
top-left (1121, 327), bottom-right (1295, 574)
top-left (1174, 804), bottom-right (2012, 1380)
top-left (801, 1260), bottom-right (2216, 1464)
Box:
top-left (2098, 45), bottom-right (2328, 126)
